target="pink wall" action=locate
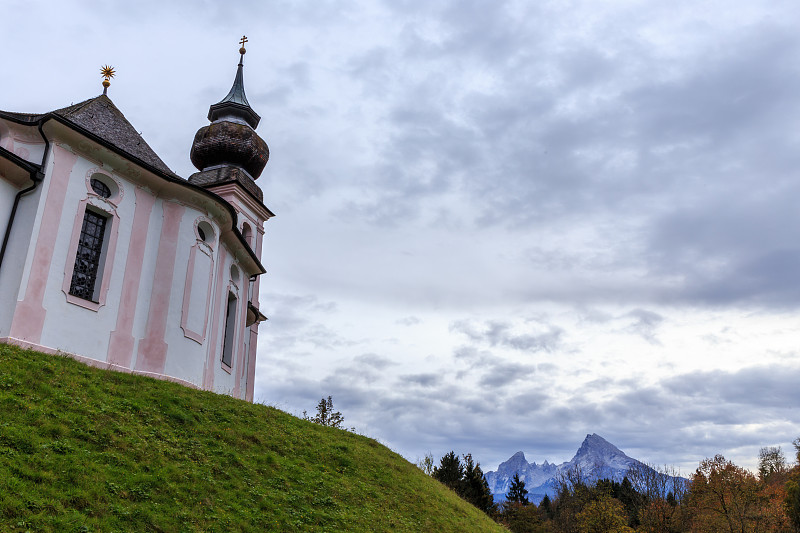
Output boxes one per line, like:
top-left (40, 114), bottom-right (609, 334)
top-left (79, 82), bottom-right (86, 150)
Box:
top-left (134, 201), bottom-right (185, 374)
top-left (108, 187), bottom-right (156, 368)
top-left (202, 246), bottom-right (228, 390)
top-left (9, 146), bottom-right (77, 343)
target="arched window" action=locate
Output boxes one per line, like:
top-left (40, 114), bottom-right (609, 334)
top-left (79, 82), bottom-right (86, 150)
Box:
top-left (68, 207), bottom-right (110, 302)
top-left (221, 292), bottom-right (237, 368)
top-left (242, 222), bottom-right (252, 247)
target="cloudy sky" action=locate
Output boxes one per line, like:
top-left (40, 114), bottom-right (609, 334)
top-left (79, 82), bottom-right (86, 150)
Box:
top-left (4, 0), bottom-right (800, 473)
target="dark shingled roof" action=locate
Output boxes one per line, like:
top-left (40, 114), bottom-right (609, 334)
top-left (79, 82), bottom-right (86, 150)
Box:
top-left (207, 62), bottom-right (261, 129)
top-left (217, 62), bottom-right (251, 108)
top-left (1, 95), bottom-right (176, 177)
top-left (189, 166), bottom-right (265, 203)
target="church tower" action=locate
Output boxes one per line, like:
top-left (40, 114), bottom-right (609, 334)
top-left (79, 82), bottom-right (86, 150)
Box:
top-left (188, 38), bottom-right (274, 398)
top-left (189, 38), bottom-right (270, 205)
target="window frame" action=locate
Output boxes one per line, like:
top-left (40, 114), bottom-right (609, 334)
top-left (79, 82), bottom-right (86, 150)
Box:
top-left (61, 171), bottom-right (123, 312)
top-left (67, 208), bottom-right (110, 302)
top-left (180, 217), bottom-right (217, 344)
top-left (221, 290), bottom-right (238, 371)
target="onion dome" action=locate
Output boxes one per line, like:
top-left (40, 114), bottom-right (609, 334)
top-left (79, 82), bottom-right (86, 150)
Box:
top-left (190, 121), bottom-right (269, 179)
top-left (189, 39), bottom-right (269, 197)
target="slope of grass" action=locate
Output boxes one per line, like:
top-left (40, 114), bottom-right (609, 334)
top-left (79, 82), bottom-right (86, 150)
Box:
top-left (0, 344), bottom-right (504, 532)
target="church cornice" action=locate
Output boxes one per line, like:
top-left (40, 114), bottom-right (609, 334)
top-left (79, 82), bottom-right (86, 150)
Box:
top-left (0, 145), bottom-right (43, 186)
top-left (2, 110), bottom-right (265, 276)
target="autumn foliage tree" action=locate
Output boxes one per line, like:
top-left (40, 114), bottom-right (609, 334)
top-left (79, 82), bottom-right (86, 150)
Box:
top-left (686, 454), bottom-right (769, 533)
top-left (551, 465), bottom-right (594, 533)
top-left (759, 447), bottom-right (789, 483)
top-left (576, 496), bottom-right (634, 533)
top-left (785, 439), bottom-right (800, 532)
top-left (627, 462), bottom-right (689, 532)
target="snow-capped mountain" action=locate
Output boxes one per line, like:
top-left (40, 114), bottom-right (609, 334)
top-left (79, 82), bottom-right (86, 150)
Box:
top-left (484, 434), bottom-right (643, 504)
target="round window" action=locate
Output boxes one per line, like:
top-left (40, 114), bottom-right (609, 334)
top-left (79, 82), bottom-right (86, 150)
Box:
top-left (197, 221), bottom-right (215, 244)
top-left (90, 178), bottom-right (111, 198)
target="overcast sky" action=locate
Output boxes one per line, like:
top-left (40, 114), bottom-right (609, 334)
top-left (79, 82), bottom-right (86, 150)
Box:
top-left (4, 0), bottom-right (800, 473)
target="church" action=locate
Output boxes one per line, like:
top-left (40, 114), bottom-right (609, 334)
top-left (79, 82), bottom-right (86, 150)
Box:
top-left (0, 40), bottom-right (272, 401)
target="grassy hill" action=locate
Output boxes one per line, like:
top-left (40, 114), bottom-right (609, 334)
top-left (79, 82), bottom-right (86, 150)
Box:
top-left (0, 344), bottom-right (505, 532)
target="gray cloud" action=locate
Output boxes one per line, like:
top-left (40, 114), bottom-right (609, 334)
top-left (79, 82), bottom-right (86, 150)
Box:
top-left (625, 309), bottom-right (664, 344)
top-left (399, 373), bottom-right (441, 387)
top-left (451, 319), bottom-right (564, 353)
top-left (353, 353), bottom-right (398, 370)
top-left (478, 362), bottom-right (536, 389)
top-left (395, 316), bottom-right (421, 326)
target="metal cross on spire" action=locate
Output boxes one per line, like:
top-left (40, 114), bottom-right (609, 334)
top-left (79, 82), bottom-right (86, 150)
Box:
top-left (239, 35), bottom-right (248, 65)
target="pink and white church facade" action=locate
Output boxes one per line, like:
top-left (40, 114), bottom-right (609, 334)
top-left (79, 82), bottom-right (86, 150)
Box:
top-left (0, 46), bottom-right (273, 401)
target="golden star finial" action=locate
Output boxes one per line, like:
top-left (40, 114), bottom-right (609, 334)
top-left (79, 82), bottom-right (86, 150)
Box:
top-left (100, 65), bottom-right (116, 95)
top-left (101, 65), bottom-right (115, 81)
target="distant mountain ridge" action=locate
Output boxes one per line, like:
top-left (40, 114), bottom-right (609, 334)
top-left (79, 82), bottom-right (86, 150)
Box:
top-left (484, 434), bottom-right (643, 504)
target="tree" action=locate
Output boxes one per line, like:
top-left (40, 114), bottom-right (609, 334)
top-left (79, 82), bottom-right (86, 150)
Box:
top-left (552, 464), bottom-right (593, 533)
top-left (785, 438), bottom-right (800, 532)
top-left (686, 455), bottom-right (768, 533)
top-left (416, 452), bottom-right (435, 476)
top-left (501, 502), bottom-right (550, 533)
top-left (433, 451), bottom-right (463, 491)
top-left (540, 494), bottom-right (554, 519)
top-left (432, 452), bottom-right (495, 516)
top-left (638, 498), bottom-right (688, 533)
top-left (759, 446), bottom-right (789, 483)
top-left (592, 478), bottom-right (640, 528)
top-left (303, 396), bottom-right (344, 428)
top-left (507, 473), bottom-right (530, 505)
top-left (627, 462), bottom-right (689, 532)
top-left (787, 473), bottom-right (800, 531)
top-left (461, 453), bottom-right (495, 514)
top-left (627, 462), bottom-right (688, 504)
top-left (576, 496), bottom-right (634, 533)
top-left (500, 474), bottom-right (550, 533)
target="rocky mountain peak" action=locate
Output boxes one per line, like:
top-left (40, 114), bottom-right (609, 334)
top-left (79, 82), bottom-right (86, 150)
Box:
top-left (499, 451), bottom-right (529, 471)
top-left (572, 433), bottom-right (623, 462)
top-left (485, 434), bottom-right (642, 504)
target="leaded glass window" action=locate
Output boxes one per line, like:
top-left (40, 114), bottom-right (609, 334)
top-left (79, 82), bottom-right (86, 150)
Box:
top-left (90, 178), bottom-right (111, 198)
top-left (222, 293), bottom-right (237, 367)
top-left (68, 209), bottom-right (108, 301)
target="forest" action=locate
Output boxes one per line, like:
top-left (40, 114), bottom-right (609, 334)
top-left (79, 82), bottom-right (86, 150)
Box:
top-left (423, 439), bottom-right (800, 532)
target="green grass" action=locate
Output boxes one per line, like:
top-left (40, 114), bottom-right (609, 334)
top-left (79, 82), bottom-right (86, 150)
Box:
top-left (0, 344), bottom-right (505, 532)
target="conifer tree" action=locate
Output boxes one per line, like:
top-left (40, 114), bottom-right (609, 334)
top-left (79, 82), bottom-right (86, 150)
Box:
top-left (303, 396), bottom-right (344, 428)
top-left (433, 451), bottom-right (463, 491)
top-left (540, 493), bottom-right (553, 519)
top-left (506, 473), bottom-right (530, 505)
top-left (461, 453), bottom-right (495, 514)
